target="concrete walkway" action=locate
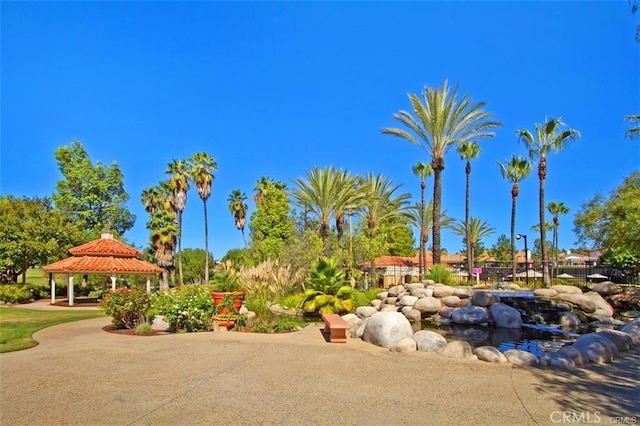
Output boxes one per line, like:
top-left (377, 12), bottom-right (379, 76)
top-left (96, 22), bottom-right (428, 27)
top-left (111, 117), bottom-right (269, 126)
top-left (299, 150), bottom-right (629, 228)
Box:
top-left (1, 302), bottom-right (638, 425)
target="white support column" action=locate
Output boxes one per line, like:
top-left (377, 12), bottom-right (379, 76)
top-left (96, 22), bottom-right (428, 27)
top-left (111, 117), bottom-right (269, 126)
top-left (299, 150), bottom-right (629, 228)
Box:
top-left (50, 274), bottom-right (55, 305)
top-left (111, 276), bottom-right (116, 292)
top-left (68, 275), bottom-right (74, 307)
top-left (146, 278), bottom-right (151, 294)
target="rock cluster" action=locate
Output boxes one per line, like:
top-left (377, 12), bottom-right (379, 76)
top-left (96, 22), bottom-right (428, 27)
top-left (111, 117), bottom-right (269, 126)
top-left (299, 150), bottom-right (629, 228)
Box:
top-left (345, 281), bottom-right (640, 369)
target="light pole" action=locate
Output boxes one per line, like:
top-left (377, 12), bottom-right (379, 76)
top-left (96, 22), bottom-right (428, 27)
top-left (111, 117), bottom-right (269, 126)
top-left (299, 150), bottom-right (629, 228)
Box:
top-left (516, 234), bottom-right (529, 287)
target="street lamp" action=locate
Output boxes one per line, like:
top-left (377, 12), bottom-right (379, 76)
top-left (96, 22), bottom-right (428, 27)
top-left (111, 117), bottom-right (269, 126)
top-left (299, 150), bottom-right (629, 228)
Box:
top-left (516, 234), bottom-right (529, 287)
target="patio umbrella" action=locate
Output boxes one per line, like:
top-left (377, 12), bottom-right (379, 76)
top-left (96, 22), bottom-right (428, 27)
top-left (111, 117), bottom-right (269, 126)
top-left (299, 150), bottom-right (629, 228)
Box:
top-left (586, 273), bottom-right (608, 279)
top-left (555, 273), bottom-right (574, 278)
top-left (516, 270), bottom-right (543, 278)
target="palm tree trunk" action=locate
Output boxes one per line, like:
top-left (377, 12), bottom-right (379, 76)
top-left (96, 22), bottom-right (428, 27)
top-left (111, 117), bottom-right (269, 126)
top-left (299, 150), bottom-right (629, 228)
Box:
top-left (178, 210), bottom-right (184, 286)
top-left (203, 199), bottom-right (209, 285)
top-left (421, 231), bottom-right (428, 275)
top-left (348, 214), bottom-right (353, 265)
top-left (539, 163), bottom-right (550, 285)
top-left (432, 166), bottom-right (443, 265)
top-left (465, 162), bottom-right (472, 281)
top-left (241, 228), bottom-right (247, 248)
top-left (160, 270), bottom-right (168, 290)
top-left (511, 192), bottom-right (517, 281)
top-left (419, 179), bottom-right (426, 279)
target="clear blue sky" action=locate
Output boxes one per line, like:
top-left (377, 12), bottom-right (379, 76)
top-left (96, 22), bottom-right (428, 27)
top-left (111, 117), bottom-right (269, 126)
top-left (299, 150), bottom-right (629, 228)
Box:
top-left (1, 1), bottom-right (639, 258)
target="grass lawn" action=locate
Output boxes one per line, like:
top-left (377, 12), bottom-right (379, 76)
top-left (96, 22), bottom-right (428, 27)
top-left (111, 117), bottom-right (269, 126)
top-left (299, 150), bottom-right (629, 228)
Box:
top-left (0, 307), bottom-right (106, 353)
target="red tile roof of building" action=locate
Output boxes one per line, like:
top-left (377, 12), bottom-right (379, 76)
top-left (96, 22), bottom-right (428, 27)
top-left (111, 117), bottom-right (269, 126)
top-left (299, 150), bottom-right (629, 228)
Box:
top-left (43, 256), bottom-right (162, 274)
top-left (69, 233), bottom-right (142, 257)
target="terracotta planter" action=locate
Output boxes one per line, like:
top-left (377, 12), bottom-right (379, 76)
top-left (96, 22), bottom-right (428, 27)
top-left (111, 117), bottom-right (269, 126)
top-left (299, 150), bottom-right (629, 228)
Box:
top-left (211, 291), bottom-right (245, 315)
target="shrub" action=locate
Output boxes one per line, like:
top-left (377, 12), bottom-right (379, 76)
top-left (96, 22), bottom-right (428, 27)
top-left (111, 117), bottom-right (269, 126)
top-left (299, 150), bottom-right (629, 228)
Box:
top-left (0, 284), bottom-right (32, 304)
top-left (426, 264), bottom-right (453, 285)
top-left (100, 287), bottom-right (150, 329)
top-left (151, 285), bottom-right (215, 332)
top-left (351, 289), bottom-right (382, 308)
top-left (136, 322), bottom-right (153, 335)
top-left (302, 257), bottom-right (354, 315)
top-left (279, 293), bottom-right (305, 309)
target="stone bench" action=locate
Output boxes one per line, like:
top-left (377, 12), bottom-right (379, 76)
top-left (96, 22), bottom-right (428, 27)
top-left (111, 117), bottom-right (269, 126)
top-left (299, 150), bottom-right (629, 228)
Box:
top-left (321, 313), bottom-right (349, 343)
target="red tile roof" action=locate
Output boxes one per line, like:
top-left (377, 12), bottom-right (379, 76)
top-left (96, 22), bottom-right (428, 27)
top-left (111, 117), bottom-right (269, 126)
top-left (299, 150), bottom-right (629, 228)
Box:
top-left (43, 256), bottom-right (162, 274)
top-left (43, 232), bottom-right (161, 274)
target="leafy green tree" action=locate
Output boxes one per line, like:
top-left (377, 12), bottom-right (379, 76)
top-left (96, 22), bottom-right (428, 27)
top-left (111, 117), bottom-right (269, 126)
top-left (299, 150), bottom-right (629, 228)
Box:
top-left (228, 190), bottom-right (249, 248)
top-left (53, 140), bottom-right (135, 236)
top-left (516, 117), bottom-right (580, 284)
top-left (221, 248), bottom-right (253, 269)
top-left (547, 201), bottom-right (569, 268)
top-left (411, 161), bottom-right (432, 277)
top-left (381, 217), bottom-right (415, 257)
top-left (452, 217), bottom-right (495, 275)
top-left (166, 159), bottom-right (191, 286)
top-left (574, 171), bottom-right (640, 255)
top-left (282, 229), bottom-right (324, 276)
top-left (601, 249), bottom-right (639, 284)
top-left (189, 152), bottom-right (217, 284)
top-left (249, 179), bottom-right (294, 262)
top-left (381, 80), bottom-right (501, 265)
top-left (489, 234), bottom-right (512, 262)
top-left (180, 248), bottom-right (215, 284)
top-left (458, 140), bottom-right (481, 278)
top-left (497, 155), bottom-right (533, 281)
top-left (0, 196), bottom-right (83, 283)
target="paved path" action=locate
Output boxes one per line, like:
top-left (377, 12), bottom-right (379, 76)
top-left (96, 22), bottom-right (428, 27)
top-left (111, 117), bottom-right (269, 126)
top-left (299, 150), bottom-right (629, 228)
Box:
top-left (1, 302), bottom-right (638, 425)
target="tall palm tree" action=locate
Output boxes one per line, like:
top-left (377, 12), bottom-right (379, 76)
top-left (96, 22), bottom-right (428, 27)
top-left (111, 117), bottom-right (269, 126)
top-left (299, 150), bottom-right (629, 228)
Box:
top-left (228, 190), bottom-right (249, 248)
top-left (497, 155), bottom-right (532, 281)
top-left (457, 141), bottom-right (481, 280)
top-left (452, 217), bottom-right (495, 271)
top-left (141, 186), bottom-right (161, 215)
top-left (188, 152), bottom-right (217, 284)
top-left (381, 80), bottom-right (501, 265)
top-left (332, 170), bottom-right (362, 246)
top-left (626, 115), bottom-right (640, 139)
top-left (516, 117), bottom-right (580, 285)
top-left (147, 209), bottom-right (179, 290)
top-left (411, 161), bottom-right (433, 277)
top-left (406, 200), bottom-right (454, 275)
top-left (359, 173), bottom-right (410, 283)
top-left (254, 176), bottom-right (273, 208)
top-left (547, 201), bottom-right (569, 271)
top-left (166, 159), bottom-right (190, 286)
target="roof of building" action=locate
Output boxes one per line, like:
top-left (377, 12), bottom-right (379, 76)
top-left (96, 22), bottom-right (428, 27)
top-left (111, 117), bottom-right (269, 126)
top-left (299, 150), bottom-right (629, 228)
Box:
top-left (69, 232), bottom-right (142, 257)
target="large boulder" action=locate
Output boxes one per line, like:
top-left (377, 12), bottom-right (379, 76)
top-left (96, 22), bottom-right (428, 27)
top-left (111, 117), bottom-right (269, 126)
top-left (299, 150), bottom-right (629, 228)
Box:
top-left (503, 349), bottom-right (539, 366)
top-left (557, 294), bottom-right (596, 313)
top-left (596, 330), bottom-right (634, 352)
top-left (404, 309), bottom-right (422, 322)
top-left (453, 287), bottom-right (472, 298)
top-left (351, 318), bottom-right (368, 339)
top-left (550, 285), bottom-right (583, 295)
top-left (593, 281), bottom-right (623, 296)
top-left (583, 292), bottom-right (614, 320)
top-left (441, 340), bottom-right (473, 358)
top-left (377, 291), bottom-right (388, 301)
top-left (534, 288), bottom-right (558, 298)
top-left (413, 297), bottom-right (442, 316)
top-left (387, 285), bottom-right (405, 297)
top-left (406, 283), bottom-right (425, 293)
top-left (413, 330), bottom-right (447, 353)
top-left (559, 311), bottom-right (581, 329)
top-left (620, 319), bottom-right (640, 345)
top-left (473, 346), bottom-right (508, 363)
top-left (489, 303), bottom-right (523, 328)
top-left (356, 306), bottom-right (378, 319)
top-left (390, 337), bottom-right (417, 353)
top-left (439, 307), bottom-right (457, 320)
top-left (451, 306), bottom-right (489, 325)
top-left (472, 291), bottom-right (499, 307)
top-left (423, 279), bottom-right (436, 286)
top-left (540, 353), bottom-right (576, 369)
top-left (433, 285), bottom-right (455, 298)
top-left (573, 334), bottom-right (617, 364)
top-left (441, 295), bottom-right (463, 308)
top-left (410, 288), bottom-right (432, 298)
top-left (556, 345), bottom-right (588, 365)
top-left (370, 299), bottom-right (382, 309)
top-left (399, 295), bottom-right (418, 307)
top-left (362, 312), bottom-right (414, 348)
top-left (341, 313), bottom-right (361, 327)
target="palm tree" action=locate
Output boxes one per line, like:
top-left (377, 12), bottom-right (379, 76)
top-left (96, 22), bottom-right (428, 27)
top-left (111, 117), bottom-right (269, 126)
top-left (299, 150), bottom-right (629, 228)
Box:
top-left (332, 170), bottom-right (362, 246)
top-left (359, 173), bottom-right (410, 283)
top-left (452, 217), bottom-right (495, 271)
top-left (406, 200), bottom-right (454, 275)
top-left (411, 161), bottom-right (433, 277)
top-left (147, 209), bottom-right (179, 290)
top-left (497, 155), bottom-right (533, 281)
top-left (516, 117), bottom-right (580, 285)
top-left (228, 190), bottom-right (249, 248)
top-left (626, 115), bottom-right (640, 139)
top-left (457, 141), bottom-right (481, 279)
top-left (188, 152), bottom-right (217, 284)
top-left (141, 186), bottom-right (161, 214)
top-left (381, 80), bottom-right (501, 265)
top-left (166, 159), bottom-right (190, 286)
top-left (254, 176), bottom-right (273, 208)
top-left (547, 201), bottom-right (569, 271)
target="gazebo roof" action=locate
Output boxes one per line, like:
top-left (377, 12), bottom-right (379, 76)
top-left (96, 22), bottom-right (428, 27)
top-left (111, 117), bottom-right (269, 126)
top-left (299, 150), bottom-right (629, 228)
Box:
top-left (43, 232), bottom-right (162, 275)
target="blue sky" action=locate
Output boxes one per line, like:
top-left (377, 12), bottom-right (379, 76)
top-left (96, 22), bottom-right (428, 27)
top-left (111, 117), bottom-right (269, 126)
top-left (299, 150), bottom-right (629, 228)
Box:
top-left (1, 1), bottom-right (639, 258)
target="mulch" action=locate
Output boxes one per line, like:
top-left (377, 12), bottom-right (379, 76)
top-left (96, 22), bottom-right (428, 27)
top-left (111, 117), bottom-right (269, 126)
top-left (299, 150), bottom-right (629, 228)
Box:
top-left (102, 324), bottom-right (166, 337)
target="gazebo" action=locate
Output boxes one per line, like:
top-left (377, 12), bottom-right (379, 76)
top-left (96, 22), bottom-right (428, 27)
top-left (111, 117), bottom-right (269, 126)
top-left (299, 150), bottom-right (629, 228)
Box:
top-left (43, 232), bottom-right (163, 306)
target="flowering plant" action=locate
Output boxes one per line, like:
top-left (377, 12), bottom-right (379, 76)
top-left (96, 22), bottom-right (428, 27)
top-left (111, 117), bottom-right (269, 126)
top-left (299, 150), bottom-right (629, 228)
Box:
top-left (100, 287), bottom-right (150, 329)
top-left (151, 285), bottom-right (215, 332)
